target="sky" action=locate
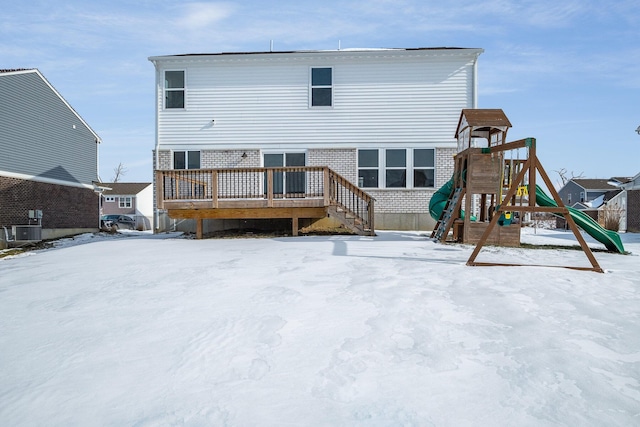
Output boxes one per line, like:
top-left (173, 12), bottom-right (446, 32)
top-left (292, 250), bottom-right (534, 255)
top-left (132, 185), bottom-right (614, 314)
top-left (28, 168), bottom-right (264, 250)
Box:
top-left (1, 229), bottom-right (639, 425)
top-left (1, 0), bottom-right (639, 186)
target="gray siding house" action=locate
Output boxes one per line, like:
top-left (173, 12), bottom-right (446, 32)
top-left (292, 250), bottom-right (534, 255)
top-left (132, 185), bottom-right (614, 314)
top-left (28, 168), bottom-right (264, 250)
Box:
top-left (557, 179), bottom-right (620, 208)
top-left (149, 47), bottom-right (483, 233)
top-left (0, 69), bottom-right (101, 246)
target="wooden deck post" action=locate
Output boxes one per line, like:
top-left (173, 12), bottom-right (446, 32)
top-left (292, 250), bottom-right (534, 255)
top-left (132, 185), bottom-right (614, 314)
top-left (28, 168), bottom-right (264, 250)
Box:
top-left (154, 171), bottom-right (164, 210)
top-left (196, 218), bottom-right (203, 239)
top-left (267, 169), bottom-right (274, 208)
top-left (323, 167), bottom-right (330, 206)
top-left (211, 170), bottom-right (218, 208)
top-left (292, 217), bottom-right (299, 236)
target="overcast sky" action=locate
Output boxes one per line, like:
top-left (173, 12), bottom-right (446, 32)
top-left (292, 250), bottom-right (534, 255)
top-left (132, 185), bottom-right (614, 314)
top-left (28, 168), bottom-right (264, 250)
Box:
top-left (2, 0), bottom-right (639, 185)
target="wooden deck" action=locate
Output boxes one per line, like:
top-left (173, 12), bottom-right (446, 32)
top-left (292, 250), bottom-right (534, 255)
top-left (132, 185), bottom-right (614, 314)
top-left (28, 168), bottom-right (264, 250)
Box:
top-left (155, 167), bottom-right (375, 238)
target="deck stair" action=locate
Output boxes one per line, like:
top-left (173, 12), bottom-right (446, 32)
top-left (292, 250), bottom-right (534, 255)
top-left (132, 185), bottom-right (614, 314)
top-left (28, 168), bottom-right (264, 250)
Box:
top-left (327, 205), bottom-right (371, 235)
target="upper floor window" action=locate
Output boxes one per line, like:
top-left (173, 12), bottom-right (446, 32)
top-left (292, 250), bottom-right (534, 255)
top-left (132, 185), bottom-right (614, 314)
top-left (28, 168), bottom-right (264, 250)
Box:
top-left (119, 196), bottom-right (132, 208)
top-left (358, 149), bottom-right (435, 189)
top-left (311, 67), bottom-right (332, 107)
top-left (164, 70), bottom-right (185, 109)
top-left (174, 151), bottom-right (200, 169)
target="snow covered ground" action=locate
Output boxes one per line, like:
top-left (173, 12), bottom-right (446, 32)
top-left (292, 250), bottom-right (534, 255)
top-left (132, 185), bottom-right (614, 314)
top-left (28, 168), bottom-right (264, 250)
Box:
top-left (1, 228), bottom-right (639, 426)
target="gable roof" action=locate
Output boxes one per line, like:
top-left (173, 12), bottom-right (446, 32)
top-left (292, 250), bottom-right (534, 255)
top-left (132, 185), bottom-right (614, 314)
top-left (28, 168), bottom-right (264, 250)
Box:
top-left (0, 68), bottom-right (101, 144)
top-left (571, 179), bottom-right (618, 191)
top-left (102, 182), bottom-right (151, 195)
top-left (454, 109), bottom-right (512, 139)
top-left (460, 109), bottom-right (512, 128)
top-left (149, 47), bottom-right (483, 61)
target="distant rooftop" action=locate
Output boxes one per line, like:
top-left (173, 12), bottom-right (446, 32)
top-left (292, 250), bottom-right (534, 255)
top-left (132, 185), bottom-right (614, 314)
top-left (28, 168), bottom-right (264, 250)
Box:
top-left (572, 179), bottom-right (620, 190)
top-left (101, 182), bottom-right (151, 195)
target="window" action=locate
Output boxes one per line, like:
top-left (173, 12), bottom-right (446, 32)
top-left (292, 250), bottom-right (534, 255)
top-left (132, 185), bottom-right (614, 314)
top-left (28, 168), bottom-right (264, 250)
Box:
top-left (119, 197), bottom-right (132, 208)
top-left (311, 67), bottom-right (332, 107)
top-left (358, 149), bottom-right (379, 188)
top-left (104, 196), bottom-right (115, 202)
top-left (173, 151), bottom-right (200, 169)
top-left (413, 149), bottom-right (435, 188)
top-left (567, 193), bottom-right (572, 204)
top-left (385, 149), bottom-right (406, 188)
top-left (165, 70), bottom-right (185, 109)
top-left (358, 149), bottom-right (435, 189)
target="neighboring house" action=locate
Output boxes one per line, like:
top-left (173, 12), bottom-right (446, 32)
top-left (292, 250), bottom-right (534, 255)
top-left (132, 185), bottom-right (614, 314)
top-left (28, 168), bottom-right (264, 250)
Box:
top-left (556, 177), bottom-right (639, 232)
top-left (0, 69), bottom-right (101, 247)
top-left (557, 178), bottom-right (622, 207)
top-left (100, 182), bottom-right (153, 230)
top-left (149, 47), bottom-right (483, 233)
top-left (606, 173), bottom-right (640, 232)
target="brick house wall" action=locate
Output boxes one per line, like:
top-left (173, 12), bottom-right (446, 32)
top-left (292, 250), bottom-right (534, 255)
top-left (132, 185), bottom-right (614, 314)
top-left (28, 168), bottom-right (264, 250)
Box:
top-left (627, 190), bottom-right (640, 233)
top-left (0, 176), bottom-right (98, 228)
top-left (155, 147), bottom-right (453, 230)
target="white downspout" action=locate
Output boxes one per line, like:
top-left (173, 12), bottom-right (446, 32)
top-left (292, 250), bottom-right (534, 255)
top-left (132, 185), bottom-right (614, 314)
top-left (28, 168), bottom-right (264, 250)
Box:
top-left (152, 60), bottom-right (161, 232)
top-left (473, 54), bottom-right (480, 109)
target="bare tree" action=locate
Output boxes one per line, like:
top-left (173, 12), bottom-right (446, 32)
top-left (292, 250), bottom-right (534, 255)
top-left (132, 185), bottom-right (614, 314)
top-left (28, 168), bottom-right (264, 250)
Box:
top-left (111, 162), bottom-right (128, 183)
top-left (554, 168), bottom-right (585, 187)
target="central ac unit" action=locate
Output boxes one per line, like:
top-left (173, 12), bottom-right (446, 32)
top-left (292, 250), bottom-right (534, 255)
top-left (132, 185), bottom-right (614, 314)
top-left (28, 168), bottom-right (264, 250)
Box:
top-left (12, 225), bottom-right (42, 242)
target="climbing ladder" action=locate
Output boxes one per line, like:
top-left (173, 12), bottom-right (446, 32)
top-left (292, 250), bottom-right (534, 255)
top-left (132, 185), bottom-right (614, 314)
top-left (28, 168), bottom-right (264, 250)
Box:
top-left (430, 187), bottom-right (465, 242)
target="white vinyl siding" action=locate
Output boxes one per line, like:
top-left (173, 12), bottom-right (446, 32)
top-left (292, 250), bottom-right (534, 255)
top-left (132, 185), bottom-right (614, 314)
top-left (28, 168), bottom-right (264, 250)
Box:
top-left (154, 50), bottom-right (479, 151)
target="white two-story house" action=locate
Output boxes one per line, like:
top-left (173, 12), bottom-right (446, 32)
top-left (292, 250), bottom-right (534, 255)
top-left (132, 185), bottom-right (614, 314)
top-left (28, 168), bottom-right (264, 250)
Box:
top-left (149, 47), bottom-right (483, 235)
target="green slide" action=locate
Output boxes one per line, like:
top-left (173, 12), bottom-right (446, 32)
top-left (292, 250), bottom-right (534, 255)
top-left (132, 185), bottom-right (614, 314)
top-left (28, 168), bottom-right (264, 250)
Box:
top-left (429, 176), bottom-right (474, 221)
top-left (532, 185), bottom-right (625, 253)
top-left (429, 177), bottom-right (455, 220)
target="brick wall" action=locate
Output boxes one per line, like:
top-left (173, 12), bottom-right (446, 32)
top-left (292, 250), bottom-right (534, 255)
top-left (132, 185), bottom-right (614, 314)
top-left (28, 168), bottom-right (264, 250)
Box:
top-left (202, 150), bottom-right (260, 168)
top-left (0, 176), bottom-right (98, 228)
top-left (152, 147), bottom-right (455, 226)
top-left (627, 190), bottom-right (640, 232)
top-left (365, 189), bottom-right (431, 214)
top-left (308, 149), bottom-right (357, 182)
top-left (435, 148), bottom-right (456, 188)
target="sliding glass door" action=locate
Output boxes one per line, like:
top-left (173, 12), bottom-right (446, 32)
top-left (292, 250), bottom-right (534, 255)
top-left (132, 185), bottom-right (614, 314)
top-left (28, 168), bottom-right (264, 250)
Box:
top-left (263, 152), bottom-right (306, 197)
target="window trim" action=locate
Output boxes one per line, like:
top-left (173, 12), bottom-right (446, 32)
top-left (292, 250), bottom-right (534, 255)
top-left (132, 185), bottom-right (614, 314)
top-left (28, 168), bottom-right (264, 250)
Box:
top-left (357, 148), bottom-right (435, 189)
top-left (164, 69), bottom-right (186, 110)
top-left (309, 67), bottom-right (333, 108)
top-left (119, 196), bottom-right (132, 209)
top-left (172, 150), bottom-right (201, 170)
top-left (385, 149), bottom-right (407, 188)
top-left (412, 148), bottom-right (435, 189)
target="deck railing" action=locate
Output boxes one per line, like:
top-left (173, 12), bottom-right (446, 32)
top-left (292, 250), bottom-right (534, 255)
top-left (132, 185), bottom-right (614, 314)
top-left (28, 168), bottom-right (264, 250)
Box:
top-left (155, 167), bottom-right (374, 232)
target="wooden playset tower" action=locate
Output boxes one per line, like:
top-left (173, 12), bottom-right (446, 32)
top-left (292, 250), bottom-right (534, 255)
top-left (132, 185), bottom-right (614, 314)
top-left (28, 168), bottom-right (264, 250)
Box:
top-left (430, 109), bottom-right (606, 272)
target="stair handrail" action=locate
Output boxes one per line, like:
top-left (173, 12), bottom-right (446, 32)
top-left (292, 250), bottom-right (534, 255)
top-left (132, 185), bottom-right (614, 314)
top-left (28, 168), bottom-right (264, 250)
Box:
top-left (325, 167), bottom-right (375, 231)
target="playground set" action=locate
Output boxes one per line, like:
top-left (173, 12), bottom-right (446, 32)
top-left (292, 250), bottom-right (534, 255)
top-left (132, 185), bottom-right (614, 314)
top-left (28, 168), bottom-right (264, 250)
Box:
top-left (429, 109), bottom-right (625, 273)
